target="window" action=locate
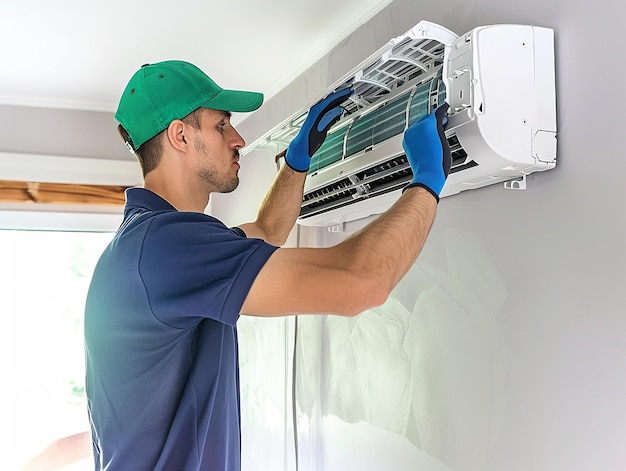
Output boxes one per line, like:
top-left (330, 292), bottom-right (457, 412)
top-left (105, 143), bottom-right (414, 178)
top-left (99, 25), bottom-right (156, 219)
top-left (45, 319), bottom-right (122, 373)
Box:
top-left (1, 229), bottom-right (114, 470)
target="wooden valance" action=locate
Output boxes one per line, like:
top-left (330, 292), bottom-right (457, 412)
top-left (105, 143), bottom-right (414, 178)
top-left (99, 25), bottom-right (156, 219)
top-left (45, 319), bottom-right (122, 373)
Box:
top-left (0, 180), bottom-right (127, 206)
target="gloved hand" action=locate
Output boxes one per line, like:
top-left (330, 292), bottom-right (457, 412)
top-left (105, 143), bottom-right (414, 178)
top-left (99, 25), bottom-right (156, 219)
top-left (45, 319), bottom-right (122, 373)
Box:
top-left (285, 87), bottom-right (354, 172)
top-left (402, 103), bottom-right (451, 202)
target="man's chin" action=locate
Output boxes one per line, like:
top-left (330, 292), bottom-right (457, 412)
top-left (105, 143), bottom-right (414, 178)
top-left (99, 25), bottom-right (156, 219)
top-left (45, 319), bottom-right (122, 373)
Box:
top-left (219, 179), bottom-right (239, 194)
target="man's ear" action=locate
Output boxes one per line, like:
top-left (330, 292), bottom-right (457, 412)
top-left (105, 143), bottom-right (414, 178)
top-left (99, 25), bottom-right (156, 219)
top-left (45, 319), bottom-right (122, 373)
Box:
top-left (165, 120), bottom-right (188, 153)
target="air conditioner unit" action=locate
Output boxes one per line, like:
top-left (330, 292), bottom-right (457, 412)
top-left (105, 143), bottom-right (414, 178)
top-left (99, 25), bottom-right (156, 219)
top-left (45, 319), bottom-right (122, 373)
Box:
top-left (243, 21), bottom-right (557, 226)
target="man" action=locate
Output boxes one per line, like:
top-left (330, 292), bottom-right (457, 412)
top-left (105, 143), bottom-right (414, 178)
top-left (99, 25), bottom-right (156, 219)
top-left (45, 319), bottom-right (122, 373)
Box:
top-left (84, 59), bottom-right (450, 471)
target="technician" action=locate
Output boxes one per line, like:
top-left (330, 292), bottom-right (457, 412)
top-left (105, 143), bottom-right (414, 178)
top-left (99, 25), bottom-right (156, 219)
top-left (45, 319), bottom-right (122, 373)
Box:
top-left (84, 59), bottom-right (450, 471)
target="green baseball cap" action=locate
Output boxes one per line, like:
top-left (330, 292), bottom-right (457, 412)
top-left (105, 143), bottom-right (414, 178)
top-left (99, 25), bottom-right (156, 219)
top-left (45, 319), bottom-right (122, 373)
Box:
top-left (115, 60), bottom-right (264, 149)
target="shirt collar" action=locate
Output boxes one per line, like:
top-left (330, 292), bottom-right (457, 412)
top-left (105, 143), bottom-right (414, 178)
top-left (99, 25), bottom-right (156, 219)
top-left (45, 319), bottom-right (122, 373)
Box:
top-left (124, 187), bottom-right (176, 215)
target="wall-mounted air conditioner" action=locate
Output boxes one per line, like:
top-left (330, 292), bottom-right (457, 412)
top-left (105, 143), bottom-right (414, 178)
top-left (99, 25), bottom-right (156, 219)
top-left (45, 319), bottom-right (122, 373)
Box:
top-left (243, 21), bottom-right (557, 226)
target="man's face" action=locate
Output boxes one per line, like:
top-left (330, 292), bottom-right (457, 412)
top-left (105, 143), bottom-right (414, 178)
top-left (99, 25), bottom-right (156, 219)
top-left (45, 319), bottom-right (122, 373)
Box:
top-left (191, 108), bottom-right (246, 193)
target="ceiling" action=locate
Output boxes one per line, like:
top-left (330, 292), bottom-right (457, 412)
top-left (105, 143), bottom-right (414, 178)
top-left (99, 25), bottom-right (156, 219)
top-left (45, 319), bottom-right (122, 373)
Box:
top-left (0, 0), bottom-right (392, 112)
top-left (0, 0), bottom-right (393, 214)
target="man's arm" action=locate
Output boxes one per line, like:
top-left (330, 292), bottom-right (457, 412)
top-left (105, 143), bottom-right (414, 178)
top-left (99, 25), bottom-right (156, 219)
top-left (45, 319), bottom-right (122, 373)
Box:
top-left (238, 163), bottom-right (305, 246)
top-left (241, 103), bottom-right (451, 317)
top-left (241, 186), bottom-right (436, 317)
top-left (237, 88), bottom-right (354, 246)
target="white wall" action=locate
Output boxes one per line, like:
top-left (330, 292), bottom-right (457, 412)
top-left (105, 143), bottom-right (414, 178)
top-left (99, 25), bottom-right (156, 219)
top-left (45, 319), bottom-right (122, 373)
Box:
top-left (214, 0), bottom-right (626, 469)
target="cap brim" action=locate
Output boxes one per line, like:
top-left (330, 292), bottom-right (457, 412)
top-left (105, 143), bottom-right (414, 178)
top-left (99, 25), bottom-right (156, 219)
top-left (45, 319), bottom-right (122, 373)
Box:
top-left (202, 89), bottom-right (264, 113)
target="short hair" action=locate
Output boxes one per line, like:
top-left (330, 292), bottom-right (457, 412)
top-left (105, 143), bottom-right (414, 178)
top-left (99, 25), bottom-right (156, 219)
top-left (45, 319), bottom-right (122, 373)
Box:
top-left (117, 108), bottom-right (204, 177)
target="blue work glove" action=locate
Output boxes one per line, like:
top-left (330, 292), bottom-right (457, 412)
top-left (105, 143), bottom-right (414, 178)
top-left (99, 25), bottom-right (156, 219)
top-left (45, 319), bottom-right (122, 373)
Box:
top-left (285, 87), bottom-right (354, 172)
top-left (402, 103), bottom-right (451, 202)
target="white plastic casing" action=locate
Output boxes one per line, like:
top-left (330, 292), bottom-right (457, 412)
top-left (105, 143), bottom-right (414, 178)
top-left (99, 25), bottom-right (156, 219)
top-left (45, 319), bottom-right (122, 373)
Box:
top-left (442, 24), bottom-right (557, 197)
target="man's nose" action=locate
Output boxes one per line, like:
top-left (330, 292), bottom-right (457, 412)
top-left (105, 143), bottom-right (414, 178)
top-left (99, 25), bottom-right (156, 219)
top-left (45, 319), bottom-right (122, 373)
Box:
top-left (230, 128), bottom-right (245, 150)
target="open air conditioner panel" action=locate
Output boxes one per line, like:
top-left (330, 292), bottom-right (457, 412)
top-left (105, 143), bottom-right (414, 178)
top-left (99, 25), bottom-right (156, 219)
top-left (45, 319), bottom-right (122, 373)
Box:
top-left (245, 21), bottom-right (455, 160)
top-left (339, 37), bottom-right (448, 112)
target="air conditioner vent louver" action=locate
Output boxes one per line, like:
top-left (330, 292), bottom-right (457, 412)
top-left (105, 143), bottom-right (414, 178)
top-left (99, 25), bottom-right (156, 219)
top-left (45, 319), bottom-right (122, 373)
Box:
top-left (300, 134), bottom-right (479, 220)
top-left (447, 134), bottom-right (477, 174)
top-left (245, 21), bottom-right (557, 226)
top-left (301, 154), bottom-right (412, 219)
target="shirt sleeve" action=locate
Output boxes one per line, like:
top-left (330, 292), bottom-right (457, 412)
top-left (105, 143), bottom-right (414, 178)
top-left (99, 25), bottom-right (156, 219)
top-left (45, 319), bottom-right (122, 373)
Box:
top-left (139, 212), bottom-right (278, 328)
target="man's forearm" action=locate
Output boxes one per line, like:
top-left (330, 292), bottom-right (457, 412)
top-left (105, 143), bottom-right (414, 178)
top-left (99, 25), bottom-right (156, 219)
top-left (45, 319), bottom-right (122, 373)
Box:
top-left (254, 163), bottom-right (306, 245)
top-left (244, 88), bottom-right (351, 245)
top-left (336, 186), bottom-right (437, 298)
top-left (242, 186), bottom-right (438, 318)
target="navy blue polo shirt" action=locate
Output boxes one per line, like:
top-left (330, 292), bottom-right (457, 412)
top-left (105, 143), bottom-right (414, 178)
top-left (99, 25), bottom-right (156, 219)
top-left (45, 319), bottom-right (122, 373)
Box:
top-left (84, 188), bottom-right (278, 471)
